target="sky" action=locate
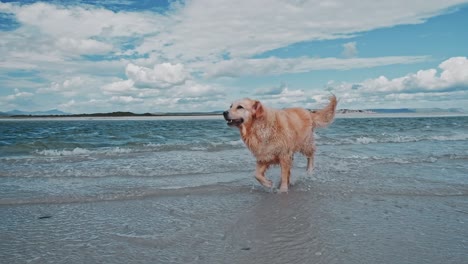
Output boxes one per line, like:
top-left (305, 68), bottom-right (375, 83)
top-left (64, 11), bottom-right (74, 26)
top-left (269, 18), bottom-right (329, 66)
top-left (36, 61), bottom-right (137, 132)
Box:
top-left (1, 0), bottom-right (468, 113)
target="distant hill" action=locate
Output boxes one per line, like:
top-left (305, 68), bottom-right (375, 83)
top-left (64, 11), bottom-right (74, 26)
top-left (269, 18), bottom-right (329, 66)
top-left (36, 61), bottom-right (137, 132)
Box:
top-left (2, 109), bottom-right (70, 116)
top-left (2, 110), bottom-right (223, 118)
top-left (368, 108), bottom-right (465, 114)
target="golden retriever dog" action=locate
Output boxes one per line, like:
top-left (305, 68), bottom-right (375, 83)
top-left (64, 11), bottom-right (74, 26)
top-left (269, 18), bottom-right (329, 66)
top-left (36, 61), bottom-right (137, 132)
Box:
top-left (223, 95), bottom-right (337, 192)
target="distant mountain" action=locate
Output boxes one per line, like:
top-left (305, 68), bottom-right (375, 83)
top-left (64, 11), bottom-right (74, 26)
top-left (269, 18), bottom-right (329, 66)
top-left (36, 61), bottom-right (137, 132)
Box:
top-left (2, 109), bottom-right (70, 116)
top-left (369, 108), bottom-right (465, 114)
top-left (0, 110), bottom-right (222, 118)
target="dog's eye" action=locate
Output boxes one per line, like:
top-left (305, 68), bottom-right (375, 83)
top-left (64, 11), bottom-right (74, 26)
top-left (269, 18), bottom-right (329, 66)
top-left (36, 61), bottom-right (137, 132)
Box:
top-left (237, 105), bottom-right (244, 110)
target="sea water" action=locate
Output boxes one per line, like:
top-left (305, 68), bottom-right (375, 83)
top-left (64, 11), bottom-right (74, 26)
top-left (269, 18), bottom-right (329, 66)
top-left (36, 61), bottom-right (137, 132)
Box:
top-left (0, 115), bottom-right (467, 203)
top-left (1, 115), bottom-right (467, 263)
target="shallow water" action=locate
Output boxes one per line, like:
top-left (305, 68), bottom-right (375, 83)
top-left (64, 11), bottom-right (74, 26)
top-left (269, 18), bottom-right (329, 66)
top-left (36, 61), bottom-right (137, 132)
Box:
top-left (1, 116), bottom-right (467, 263)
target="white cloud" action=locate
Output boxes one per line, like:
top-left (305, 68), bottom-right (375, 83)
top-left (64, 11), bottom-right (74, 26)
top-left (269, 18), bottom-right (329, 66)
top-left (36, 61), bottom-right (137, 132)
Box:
top-left (0, 88), bottom-right (35, 111)
top-left (254, 83), bottom-right (304, 98)
top-left (98, 70), bottom-right (224, 113)
top-left (249, 83), bottom-right (320, 109)
top-left (327, 56), bottom-right (468, 108)
top-left (110, 96), bottom-right (144, 104)
top-left (172, 80), bottom-right (224, 97)
top-left (439, 56), bottom-right (468, 85)
top-left (5, 88), bottom-right (34, 101)
top-left (202, 56), bottom-right (429, 78)
top-left (101, 79), bottom-right (136, 95)
top-left (125, 63), bottom-right (190, 88)
top-left (56, 38), bottom-right (113, 55)
top-left (342, 42), bottom-right (358, 58)
top-left (358, 57), bottom-right (468, 94)
top-left (137, 0), bottom-right (465, 61)
top-left (38, 77), bottom-right (85, 96)
top-left (10, 2), bottom-right (164, 38)
top-left (0, 1), bottom-right (165, 68)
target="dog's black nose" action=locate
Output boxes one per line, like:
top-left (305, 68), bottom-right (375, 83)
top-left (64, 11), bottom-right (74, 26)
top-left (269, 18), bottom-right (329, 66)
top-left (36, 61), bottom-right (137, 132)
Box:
top-left (223, 111), bottom-right (228, 118)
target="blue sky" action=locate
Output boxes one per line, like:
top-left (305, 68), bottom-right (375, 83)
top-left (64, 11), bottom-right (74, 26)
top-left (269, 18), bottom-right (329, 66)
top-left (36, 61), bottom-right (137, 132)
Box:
top-left (1, 0), bottom-right (467, 113)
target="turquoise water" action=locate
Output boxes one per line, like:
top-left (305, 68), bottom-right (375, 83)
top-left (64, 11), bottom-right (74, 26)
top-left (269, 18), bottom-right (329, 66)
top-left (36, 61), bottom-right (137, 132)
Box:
top-left (1, 116), bottom-right (467, 203)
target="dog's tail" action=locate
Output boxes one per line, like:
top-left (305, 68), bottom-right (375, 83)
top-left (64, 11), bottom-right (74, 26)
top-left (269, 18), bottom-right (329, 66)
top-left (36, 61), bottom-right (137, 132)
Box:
top-left (310, 95), bottom-right (337, 128)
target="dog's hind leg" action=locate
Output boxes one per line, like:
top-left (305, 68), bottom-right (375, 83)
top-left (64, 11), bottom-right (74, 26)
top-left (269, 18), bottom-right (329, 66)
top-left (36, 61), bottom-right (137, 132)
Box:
top-left (301, 143), bottom-right (316, 175)
top-left (255, 161), bottom-right (272, 188)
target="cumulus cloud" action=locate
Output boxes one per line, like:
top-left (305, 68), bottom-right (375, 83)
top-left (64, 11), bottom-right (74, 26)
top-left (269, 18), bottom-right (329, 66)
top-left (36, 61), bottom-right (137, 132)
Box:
top-left (125, 63), bottom-right (190, 89)
top-left (352, 57), bottom-right (467, 94)
top-left (439, 56), bottom-right (468, 85)
top-left (6, 88), bottom-right (34, 101)
top-left (250, 83), bottom-right (320, 108)
top-left (342, 42), bottom-right (358, 58)
top-left (327, 57), bottom-right (468, 107)
top-left (0, 1), bottom-right (165, 67)
top-left (254, 83), bottom-right (304, 98)
top-left (8, 2), bottom-right (164, 38)
top-left (38, 77), bottom-right (85, 96)
top-left (0, 88), bottom-right (35, 110)
top-left (100, 70), bottom-right (224, 112)
top-left (109, 96), bottom-right (144, 104)
top-left (172, 80), bottom-right (224, 97)
top-left (56, 38), bottom-right (113, 55)
top-left (101, 79), bottom-right (136, 95)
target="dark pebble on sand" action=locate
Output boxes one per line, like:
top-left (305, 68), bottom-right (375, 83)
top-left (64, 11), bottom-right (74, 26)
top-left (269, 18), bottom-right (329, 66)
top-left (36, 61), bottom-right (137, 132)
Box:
top-left (38, 215), bottom-right (52, 219)
top-left (241, 247), bottom-right (251, 251)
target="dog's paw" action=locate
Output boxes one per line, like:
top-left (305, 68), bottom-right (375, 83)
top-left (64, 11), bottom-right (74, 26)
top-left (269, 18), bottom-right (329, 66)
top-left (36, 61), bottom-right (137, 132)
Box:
top-left (278, 185), bottom-right (289, 193)
top-left (262, 179), bottom-right (273, 188)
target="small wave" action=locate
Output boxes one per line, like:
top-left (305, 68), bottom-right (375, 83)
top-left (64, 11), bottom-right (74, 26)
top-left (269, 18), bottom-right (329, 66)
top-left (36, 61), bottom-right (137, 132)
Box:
top-left (33, 140), bottom-right (245, 157)
top-left (323, 152), bottom-right (468, 165)
top-left (355, 137), bottom-right (378, 144)
top-left (321, 133), bottom-right (468, 145)
top-left (35, 147), bottom-right (132, 156)
top-left (430, 134), bottom-right (468, 141)
top-left (143, 140), bottom-right (244, 152)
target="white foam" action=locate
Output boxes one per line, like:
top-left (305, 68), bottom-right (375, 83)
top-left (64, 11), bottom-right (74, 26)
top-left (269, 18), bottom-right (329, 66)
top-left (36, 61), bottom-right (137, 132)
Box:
top-left (36, 147), bottom-right (92, 156)
top-left (35, 147), bottom-right (132, 156)
top-left (430, 134), bottom-right (468, 141)
top-left (322, 133), bottom-right (468, 146)
top-left (355, 137), bottom-right (378, 144)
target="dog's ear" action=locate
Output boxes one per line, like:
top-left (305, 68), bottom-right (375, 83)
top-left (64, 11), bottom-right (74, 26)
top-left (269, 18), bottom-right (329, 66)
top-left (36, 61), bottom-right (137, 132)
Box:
top-left (252, 100), bottom-right (264, 118)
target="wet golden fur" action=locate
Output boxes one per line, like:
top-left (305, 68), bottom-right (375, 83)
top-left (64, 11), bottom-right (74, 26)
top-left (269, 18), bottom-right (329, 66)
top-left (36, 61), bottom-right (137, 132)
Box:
top-left (223, 95), bottom-right (337, 192)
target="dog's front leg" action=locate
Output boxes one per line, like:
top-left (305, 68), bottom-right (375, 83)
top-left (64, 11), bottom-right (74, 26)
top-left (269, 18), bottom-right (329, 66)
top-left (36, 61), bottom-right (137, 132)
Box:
top-left (279, 156), bottom-right (292, 193)
top-left (255, 161), bottom-right (272, 188)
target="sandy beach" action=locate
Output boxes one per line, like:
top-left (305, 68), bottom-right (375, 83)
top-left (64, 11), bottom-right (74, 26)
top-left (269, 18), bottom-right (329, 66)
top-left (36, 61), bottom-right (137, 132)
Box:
top-left (1, 167), bottom-right (467, 264)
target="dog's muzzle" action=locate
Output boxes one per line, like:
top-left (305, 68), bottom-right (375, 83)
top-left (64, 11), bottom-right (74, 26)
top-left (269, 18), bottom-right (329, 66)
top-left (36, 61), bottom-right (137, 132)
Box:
top-left (223, 111), bottom-right (244, 127)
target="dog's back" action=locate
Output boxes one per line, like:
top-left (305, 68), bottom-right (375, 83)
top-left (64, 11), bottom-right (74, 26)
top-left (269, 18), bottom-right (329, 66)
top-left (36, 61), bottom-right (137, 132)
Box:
top-left (245, 95), bottom-right (336, 162)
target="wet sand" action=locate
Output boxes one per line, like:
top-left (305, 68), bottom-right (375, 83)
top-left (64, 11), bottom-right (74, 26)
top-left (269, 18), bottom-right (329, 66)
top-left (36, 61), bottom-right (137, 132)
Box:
top-left (1, 169), bottom-right (467, 264)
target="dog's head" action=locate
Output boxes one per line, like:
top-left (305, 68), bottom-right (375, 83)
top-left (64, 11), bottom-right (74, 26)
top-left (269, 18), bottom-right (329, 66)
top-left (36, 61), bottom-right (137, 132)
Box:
top-left (223, 98), bottom-right (264, 127)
